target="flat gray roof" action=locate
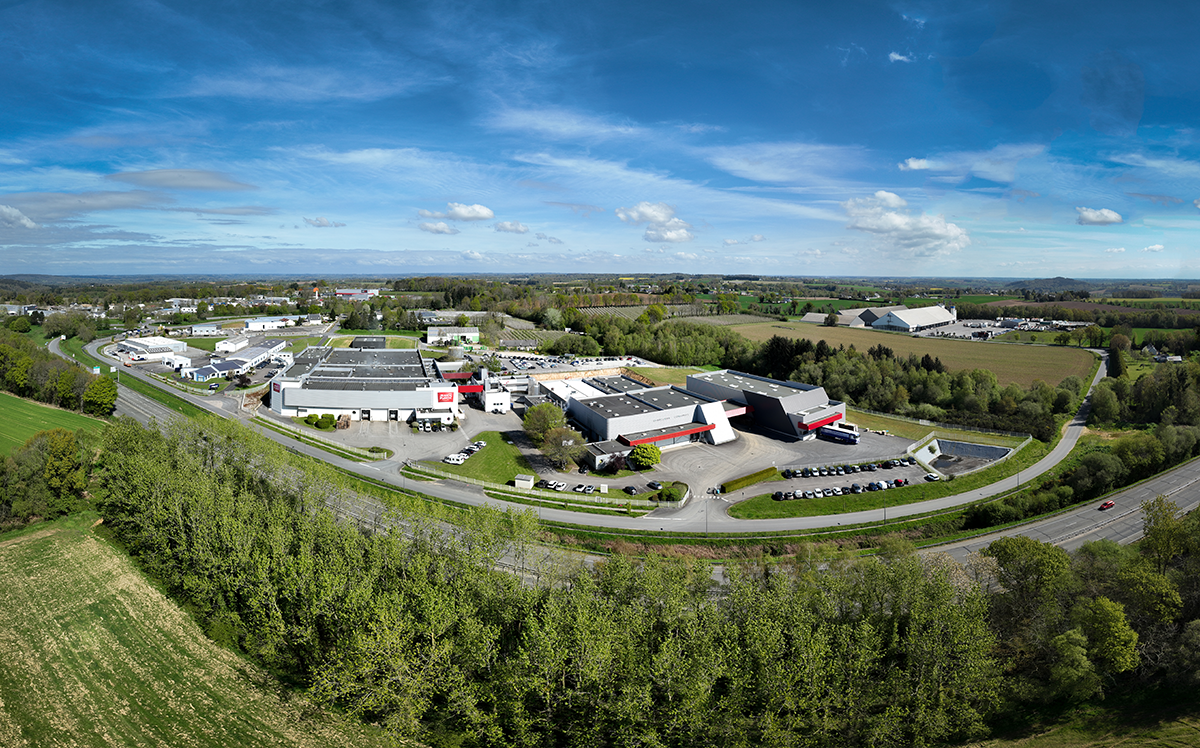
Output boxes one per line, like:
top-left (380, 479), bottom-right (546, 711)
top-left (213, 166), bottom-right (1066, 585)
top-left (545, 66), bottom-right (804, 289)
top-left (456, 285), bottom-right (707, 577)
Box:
top-left (632, 387), bottom-right (705, 410)
top-left (576, 393), bottom-right (659, 419)
top-left (586, 375), bottom-right (649, 394)
top-left (691, 369), bottom-right (818, 398)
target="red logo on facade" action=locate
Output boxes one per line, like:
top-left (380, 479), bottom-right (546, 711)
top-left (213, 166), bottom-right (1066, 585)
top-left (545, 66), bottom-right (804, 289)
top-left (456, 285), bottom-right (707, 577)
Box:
top-left (437, 391), bottom-right (454, 403)
top-left (273, 382), bottom-right (281, 392)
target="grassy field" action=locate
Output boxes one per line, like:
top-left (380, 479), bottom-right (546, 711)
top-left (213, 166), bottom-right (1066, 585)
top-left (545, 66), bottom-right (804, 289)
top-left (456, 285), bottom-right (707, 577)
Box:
top-left (847, 408), bottom-right (1028, 446)
top-left (0, 514), bottom-right (389, 748)
top-left (425, 429), bottom-right (534, 483)
top-left (181, 337), bottom-right (219, 351)
top-left (626, 366), bottom-right (706, 385)
top-left (0, 393), bottom-right (107, 456)
top-left (328, 335), bottom-right (416, 349)
top-left (729, 320), bottom-right (1095, 387)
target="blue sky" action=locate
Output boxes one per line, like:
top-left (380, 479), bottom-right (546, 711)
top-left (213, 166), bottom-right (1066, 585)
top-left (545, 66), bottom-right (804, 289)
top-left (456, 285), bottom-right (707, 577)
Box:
top-left (3, 0), bottom-right (1200, 279)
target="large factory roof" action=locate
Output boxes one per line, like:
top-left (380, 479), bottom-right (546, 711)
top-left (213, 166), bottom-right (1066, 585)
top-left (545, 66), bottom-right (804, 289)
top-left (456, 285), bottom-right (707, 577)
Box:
top-left (575, 393), bottom-right (660, 419)
top-left (689, 369), bottom-right (819, 398)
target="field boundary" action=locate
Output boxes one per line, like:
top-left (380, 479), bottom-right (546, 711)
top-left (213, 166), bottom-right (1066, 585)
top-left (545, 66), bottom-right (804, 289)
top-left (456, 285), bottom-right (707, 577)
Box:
top-left (851, 406), bottom-right (1031, 443)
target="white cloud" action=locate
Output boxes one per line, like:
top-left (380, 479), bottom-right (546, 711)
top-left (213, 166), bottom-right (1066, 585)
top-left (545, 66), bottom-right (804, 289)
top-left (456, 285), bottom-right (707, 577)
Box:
top-left (841, 190), bottom-right (970, 256)
top-left (1105, 247), bottom-right (1126, 253)
top-left (1142, 244), bottom-right (1164, 252)
top-left (494, 221), bottom-right (529, 233)
top-left (486, 107), bottom-right (647, 141)
top-left (703, 141), bottom-right (865, 183)
top-left (303, 217), bottom-right (345, 228)
top-left (0, 205), bottom-right (37, 229)
top-left (1194, 198), bottom-right (1200, 210)
top-left (896, 143), bottom-right (1044, 183)
top-left (526, 242), bottom-right (538, 247)
top-left (185, 64), bottom-right (431, 103)
top-left (547, 236), bottom-right (563, 245)
top-left (418, 202), bottom-right (494, 221)
top-left (1109, 153), bottom-right (1200, 179)
top-left (461, 250), bottom-right (485, 261)
top-left (107, 169), bottom-right (255, 191)
top-left (1076, 207), bottom-right (1124, 225)
top-left (419, 222), bottom-right (459, 235)
top-left (750, 234), bottom-right (766, 242)
top-left (724, 239), bottom-right (739, 246)
top-left (889, 52), bottom-right (913, 63)
top-left (672, 252), bottom-right (698, 261)
top-left (616, 201), bottom-right (695, 243)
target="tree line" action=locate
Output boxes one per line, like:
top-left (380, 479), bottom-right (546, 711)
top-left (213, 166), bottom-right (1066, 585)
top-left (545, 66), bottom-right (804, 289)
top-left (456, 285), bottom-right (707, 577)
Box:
top-left (37, 415), bottom-right (1186, 746)
top-left (0, 328), bottom-right (117, 416)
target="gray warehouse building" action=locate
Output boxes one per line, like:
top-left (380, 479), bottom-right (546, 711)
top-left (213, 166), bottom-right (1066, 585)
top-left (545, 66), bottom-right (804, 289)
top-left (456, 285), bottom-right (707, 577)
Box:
top-left (685, 370), bottom-right (846, 439)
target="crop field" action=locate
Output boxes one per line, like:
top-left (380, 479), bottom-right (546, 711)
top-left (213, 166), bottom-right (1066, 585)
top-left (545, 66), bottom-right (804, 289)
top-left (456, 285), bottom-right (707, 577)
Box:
top-left (500, 328), bottom-right (568, 342)
top-left (0, 516), bottom-right (388, 748)
top-left (686, 314), bottom-right (774, 326)
top-left (577, 304), bottom-right (698, 319)
top-left (729, 321), bottom-right (1095, 387)
top-left (0, 393), bottom-right (107, 456)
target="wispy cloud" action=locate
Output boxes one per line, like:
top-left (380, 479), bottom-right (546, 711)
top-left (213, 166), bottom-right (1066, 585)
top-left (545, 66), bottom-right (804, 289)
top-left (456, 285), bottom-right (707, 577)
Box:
top-left (419, 222), bottom-right (459, 235)
top-left (1105, 247), bottom-right (1125, 253)
top-left (1127, 192), bottom-right (1182, 206)
top-left (486, 107), bottom-right (647, 141)
top-left (889, 52), bottom-right (913, 63)
top-left (184, 64), bottom-right (438, 103)
top-left (3, 190), bottom-right (171, 221)
top-left (107, 169), bottom-right (256, 191)
top-left (545, 201), bottom-right (604, 216)
top-left (703, 141), bottom-right (866, 183)
top-left (304, 216), bottom-right (345, 228)
top-left (898, 143), bottom-right (1045, 183)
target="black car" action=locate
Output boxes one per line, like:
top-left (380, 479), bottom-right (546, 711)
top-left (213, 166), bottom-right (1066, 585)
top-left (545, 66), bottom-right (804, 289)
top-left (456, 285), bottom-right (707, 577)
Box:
top-left (535, 479), bottom-right (549, 489)
top-left (623, 486), bottom-right (638, 495)
top-left (773, 491), bottom-right (784, 501)
top-left (851, 483), bottom-right (862, 494)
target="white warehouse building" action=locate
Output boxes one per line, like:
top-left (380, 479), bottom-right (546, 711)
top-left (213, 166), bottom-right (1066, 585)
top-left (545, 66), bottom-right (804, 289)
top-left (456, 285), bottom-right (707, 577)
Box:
top-left (269, 346), bottom-right (460, 424)
top-left (871, 304), bottom-right (957, 333)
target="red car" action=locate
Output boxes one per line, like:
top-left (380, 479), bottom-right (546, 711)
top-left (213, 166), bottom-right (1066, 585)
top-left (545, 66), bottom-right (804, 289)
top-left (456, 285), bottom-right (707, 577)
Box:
top-left (1099, 500), bottom-right (1115, 510)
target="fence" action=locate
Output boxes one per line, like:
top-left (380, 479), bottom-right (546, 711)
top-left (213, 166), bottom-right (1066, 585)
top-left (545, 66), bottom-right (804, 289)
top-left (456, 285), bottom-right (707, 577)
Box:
top-left (254, 416), bottom-right (381, 460)
top-left (409, 462), bottom-right (686, 509)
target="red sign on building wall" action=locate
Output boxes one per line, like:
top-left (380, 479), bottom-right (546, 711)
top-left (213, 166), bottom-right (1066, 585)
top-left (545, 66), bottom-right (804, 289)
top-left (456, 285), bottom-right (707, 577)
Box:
top-left (273, 382), bottom-right (281, 392)
top-left (437, 391), bottom-right (454, 403)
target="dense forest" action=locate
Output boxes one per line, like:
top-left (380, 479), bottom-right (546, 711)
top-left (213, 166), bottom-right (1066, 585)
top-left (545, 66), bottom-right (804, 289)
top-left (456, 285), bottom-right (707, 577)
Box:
top-left (0, 417), bottom-right (1164, 746)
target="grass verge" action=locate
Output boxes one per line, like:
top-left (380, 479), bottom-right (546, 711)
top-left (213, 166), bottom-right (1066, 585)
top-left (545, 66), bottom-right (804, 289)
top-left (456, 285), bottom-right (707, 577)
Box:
top-left (425, 430), bottom-right (533, 483)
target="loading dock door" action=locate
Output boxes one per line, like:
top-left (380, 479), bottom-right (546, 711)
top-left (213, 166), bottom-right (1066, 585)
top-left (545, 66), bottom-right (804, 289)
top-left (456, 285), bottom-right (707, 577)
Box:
top-left (361, 410), bottom-right (371, 421)
top-left (389, 409), bottom-right (398, 421)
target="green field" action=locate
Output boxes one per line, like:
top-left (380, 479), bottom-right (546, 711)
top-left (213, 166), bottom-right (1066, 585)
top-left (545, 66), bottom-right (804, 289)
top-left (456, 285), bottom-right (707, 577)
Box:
top-left (182, 336), bottom-right (219, 351)
top-left (0, 515), bottom-right (389, 748)
top-left (846, 408), bottom-right (1028, 446)
top-left (626, 366), bottom-right (707, 385)
top-left (730, 320), bottom-right (1095, 387)
top-left (0, 393), bottom-right (107, 456)
top-left (425, 430), bottom-right (533, 483)
top-left (328, 335), bottom-right (416, 349)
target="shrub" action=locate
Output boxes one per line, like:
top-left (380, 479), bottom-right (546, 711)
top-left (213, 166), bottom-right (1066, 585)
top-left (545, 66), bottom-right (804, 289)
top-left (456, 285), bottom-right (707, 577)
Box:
top-left (304, 414), bottom-right (318, 425)
top-left (721, 467), bottom-right (778, 493)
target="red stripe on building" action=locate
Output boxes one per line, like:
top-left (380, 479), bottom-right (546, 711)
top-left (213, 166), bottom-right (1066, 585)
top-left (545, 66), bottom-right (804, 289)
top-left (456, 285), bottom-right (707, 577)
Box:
top-left (441, 372), bottom-right (474, 380)
top-left (457, 384), bottom-right (484, 393)
top-left (799, 412), bottom-right (843, 431)
top-left (619, 423), bottom-right (715, 446)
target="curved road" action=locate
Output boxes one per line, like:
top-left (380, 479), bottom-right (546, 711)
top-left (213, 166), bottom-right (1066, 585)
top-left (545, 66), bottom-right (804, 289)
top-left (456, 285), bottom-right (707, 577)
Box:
top-left (71, 337), bottom-right (1183, 552)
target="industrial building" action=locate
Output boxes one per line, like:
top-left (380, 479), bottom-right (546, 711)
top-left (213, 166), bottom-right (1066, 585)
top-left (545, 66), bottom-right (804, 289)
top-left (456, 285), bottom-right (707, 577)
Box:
top-left (216, 336), bottom-right (250, 353)
top-left (190, 323), bottom-right (222, 336)
top-left (870, 304), bottom-right (956, 333)
top-left (269, 346), bottom-right (460, 424)
top-left (245, 316), bottom-right (296, 332)
top-left (189, 339), bottom-right (286, 381)
top-left (121, 336), bottom-right (187, 361)
top-left (426, 326), bottom-right (481, 345)
top-left (685, 370), bottom-right (846, 439)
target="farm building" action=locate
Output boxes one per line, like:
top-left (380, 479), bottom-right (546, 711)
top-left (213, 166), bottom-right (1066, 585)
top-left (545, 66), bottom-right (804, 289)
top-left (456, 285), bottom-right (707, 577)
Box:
top-left (216, 336), bottom-right (250, 353)
top-left (685, 369), bottom-right (846, 439)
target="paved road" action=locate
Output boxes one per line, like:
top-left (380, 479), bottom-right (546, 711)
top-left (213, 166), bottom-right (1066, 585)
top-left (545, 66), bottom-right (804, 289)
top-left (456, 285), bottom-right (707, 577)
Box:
top-left (70, 338), bottom-right (1180, 557)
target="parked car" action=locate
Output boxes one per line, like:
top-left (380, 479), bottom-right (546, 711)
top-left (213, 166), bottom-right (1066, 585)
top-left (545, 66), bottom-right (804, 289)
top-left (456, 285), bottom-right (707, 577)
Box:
top-left (924, 473), bottom-right (940, 482)
top-left (584, 485), bottom-right (595, 494)
top-left (648, 481), bottom-right (663, 490)
top-left (773, 491), bottom-right (784, 501)
top-left (623, 486), bottom-right (638, 495)
top-left (208, 382), bottom-right (219, 390)
top-left (572, 484), bottom-right (585, 493)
